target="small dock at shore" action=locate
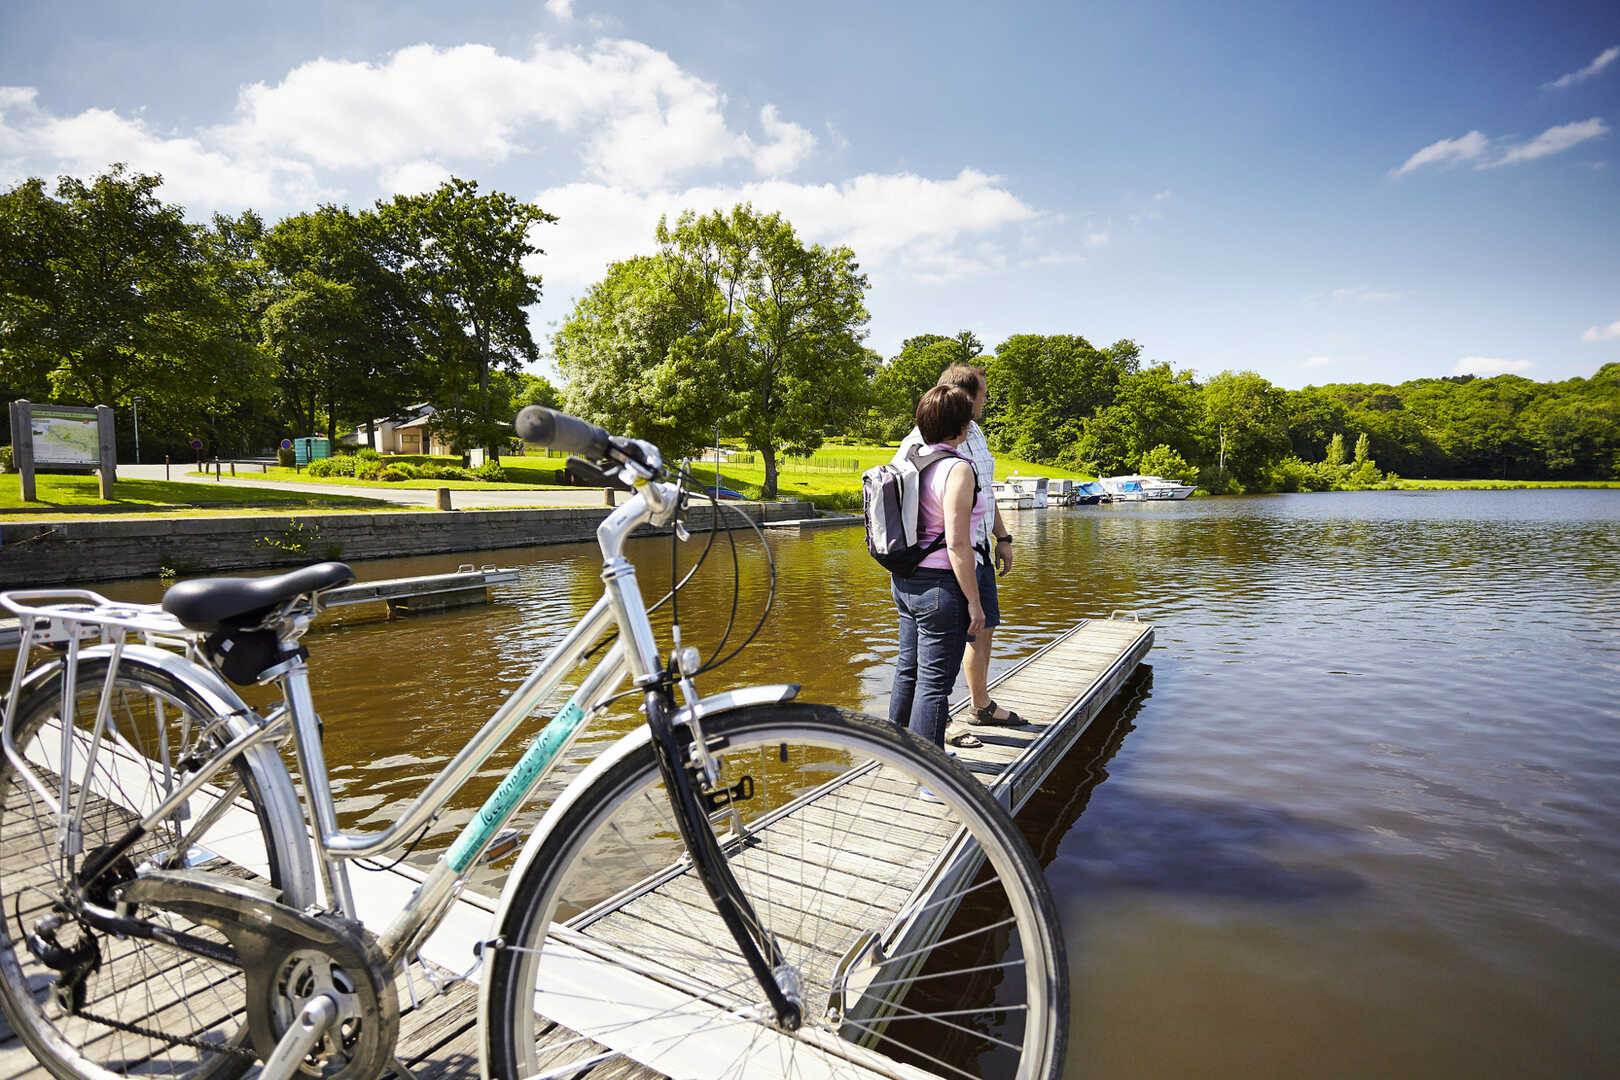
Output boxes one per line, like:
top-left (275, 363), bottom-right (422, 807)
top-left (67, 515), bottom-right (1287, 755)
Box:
top-left (0, 615), bottom-right (1151, 1079)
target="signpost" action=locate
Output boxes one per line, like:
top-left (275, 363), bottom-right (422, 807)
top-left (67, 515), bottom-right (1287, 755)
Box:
top-left (8, 400), bottom-right (117, 501)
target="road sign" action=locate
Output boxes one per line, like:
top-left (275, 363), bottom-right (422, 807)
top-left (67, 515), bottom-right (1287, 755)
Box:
top-left (280, 438), bottom-right (293, 449)
top-left (190, 439), bottom-right (203, 450)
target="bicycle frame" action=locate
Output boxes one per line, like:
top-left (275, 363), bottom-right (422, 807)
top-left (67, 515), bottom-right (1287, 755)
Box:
top-left (2, 463), bottom-right (807, 1037)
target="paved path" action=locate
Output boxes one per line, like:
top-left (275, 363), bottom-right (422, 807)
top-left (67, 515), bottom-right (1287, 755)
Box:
top-left (116, 463), bottom-right (620, 509)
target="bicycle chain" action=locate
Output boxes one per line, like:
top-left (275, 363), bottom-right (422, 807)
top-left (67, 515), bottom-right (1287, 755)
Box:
top-left (74, 1007), bottom-right (258, 1060)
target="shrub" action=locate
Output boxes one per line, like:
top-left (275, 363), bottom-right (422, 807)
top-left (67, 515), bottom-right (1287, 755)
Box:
top-left (472, 461), bottom-right (507, 482)
top-left (379, 466), bottom-right (414, 482)
top-left (0, 445), bottom-right (12, 474)
top-left (307, 455), bottom-right (356, 478)
top-left (354, 458), bottom-right (386, 481)
top-left (438, 466), bottom-right (474, 481)
top-left (356, 447), bottom-right (380, 461)
top-left (391, 462), bottom-right (421, 479)
top-left (276, 447), bottom-right (295, 468)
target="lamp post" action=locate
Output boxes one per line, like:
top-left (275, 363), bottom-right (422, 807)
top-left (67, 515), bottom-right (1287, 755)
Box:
top-left (131, 396), bottom-right (142, 464)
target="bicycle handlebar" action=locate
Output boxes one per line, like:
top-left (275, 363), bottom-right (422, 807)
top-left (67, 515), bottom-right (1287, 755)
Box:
top-left (515, 406), bottom-right (611, 459)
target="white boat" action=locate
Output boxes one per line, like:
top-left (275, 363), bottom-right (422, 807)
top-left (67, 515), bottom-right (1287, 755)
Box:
top-left (1098, 474), bottom-right (1196, 501)
top-left (993, 475), bottom-right (1048, 509)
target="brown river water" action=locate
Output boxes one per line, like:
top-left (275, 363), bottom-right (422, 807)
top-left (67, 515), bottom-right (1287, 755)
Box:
top-left (49, 489), bottom-right (1620, 1078)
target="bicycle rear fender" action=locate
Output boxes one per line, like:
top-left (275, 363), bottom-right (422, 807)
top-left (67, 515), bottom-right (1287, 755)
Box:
top-left (5, 643), bottom-right (318, 910)
top-left (475, 682), bottom-right (799, 1080)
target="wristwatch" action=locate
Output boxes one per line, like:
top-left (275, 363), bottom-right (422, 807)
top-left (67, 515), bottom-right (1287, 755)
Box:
top-left (996, 533), bottom-right (1013, 544)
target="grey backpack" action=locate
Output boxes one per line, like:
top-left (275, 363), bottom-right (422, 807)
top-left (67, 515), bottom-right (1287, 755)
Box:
top-left (861, 446), bottom-right (978, 577)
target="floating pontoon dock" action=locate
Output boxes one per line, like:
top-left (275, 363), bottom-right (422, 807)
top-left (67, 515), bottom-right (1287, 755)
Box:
top-left (0, 616), bottom-right (1151, 1079)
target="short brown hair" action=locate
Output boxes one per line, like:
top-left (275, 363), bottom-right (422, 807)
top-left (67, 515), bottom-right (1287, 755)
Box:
top-left (937, 363), bottom-right (985, 399)
top-left (916, 385), bottom-right (974, 444)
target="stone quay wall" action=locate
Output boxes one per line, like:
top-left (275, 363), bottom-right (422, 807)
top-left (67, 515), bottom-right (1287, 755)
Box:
top-left (0, 500), bottom-right (813, 586)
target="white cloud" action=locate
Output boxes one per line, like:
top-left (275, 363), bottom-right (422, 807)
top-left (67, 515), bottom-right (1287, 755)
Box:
top-left (545, 0), bottom-right (575, 20)
top-left (382, 159), bottom-right (453, 196)
top-left (532, 168), bottom-right (1041, 292)
top-left (1394, 130), bottom-right (1489, 175)
top-left (1453, 356), bottom-right (1533, 376)
top-left (1544, 46), bottom-right (1619, 90)
top-left (1582, 320), bottom-right (1620, 343)
top-left (1396, 119), bottom-right (1609, 175)
top-left (1303, 355), bottom-right (1333, 368)
top-left (752, 105), bottom-right (815, 176)
top-left (1152, 189), bottom-right (1171, 201)
top-left (2, 36), bottom-right (828, 208)
top-left (224, 39), bottom-right (784, 189)
top-left (1491, 117), bottom-right (1609, 167)
top-left (0, 84), bottom-right (319, 210)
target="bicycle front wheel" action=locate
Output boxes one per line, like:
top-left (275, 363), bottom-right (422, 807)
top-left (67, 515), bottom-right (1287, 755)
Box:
top-left (0, 654), bottom-right (309, 1080)
top-left (485, 702), bottom-right (1067, 1080)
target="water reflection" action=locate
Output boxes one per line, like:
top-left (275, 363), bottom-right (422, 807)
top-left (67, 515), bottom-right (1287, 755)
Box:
top-left (37, 488), bottom-right (1620, 1077)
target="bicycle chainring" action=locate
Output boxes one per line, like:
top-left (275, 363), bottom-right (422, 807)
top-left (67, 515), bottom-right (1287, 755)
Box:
top-left (115, 868), bottom-right (398, 1079)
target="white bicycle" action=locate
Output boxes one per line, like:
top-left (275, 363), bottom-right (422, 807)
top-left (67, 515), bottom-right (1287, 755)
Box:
top-left (0, 407), bottom-right (1068, 1080)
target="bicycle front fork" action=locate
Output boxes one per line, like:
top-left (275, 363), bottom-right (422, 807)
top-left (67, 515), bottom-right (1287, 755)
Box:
top-left (642, 689), bottom-right (804, 1031)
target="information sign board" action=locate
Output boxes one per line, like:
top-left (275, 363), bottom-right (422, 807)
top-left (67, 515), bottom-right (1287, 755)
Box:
top-left (29, 406), bottom-right (100, 467)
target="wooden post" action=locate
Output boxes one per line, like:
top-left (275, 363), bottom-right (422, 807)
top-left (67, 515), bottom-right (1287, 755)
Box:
top-left (437, 487), bottom-right (452, 511)
top-left (95, 405), bottom-right (116, 499)
top-left (9, 400), bottom-right (36, 502)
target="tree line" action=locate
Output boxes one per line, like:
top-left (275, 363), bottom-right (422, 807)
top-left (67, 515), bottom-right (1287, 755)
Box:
top-left (1, 165), bottom-right (559, 460)
top-left (858, 333), bottom-right (1620, 492)
top-left (5, 173), bottom-right (1615, 492)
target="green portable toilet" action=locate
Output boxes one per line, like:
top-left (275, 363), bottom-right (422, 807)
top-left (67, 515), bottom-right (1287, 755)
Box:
top-left (293, 436), bottom-right (331, 466)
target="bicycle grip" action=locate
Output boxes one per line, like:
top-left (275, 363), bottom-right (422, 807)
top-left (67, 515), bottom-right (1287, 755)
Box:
top-left (515, 406), bottom-right (611, 458)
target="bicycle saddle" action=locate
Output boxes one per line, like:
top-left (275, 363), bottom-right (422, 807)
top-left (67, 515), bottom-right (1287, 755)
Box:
top-left (162, 561), bottom-right (355, 631)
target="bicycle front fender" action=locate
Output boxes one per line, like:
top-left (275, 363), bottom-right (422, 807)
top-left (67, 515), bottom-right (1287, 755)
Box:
top-left (475, 682), bottom-right (798, 1080)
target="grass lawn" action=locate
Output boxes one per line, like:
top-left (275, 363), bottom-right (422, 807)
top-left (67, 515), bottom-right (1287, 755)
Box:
top-left (682, 443), bottom-right (1093, 510)
top-left (2, 473), bottom-right (394, 519)
top-left (1390, 478), bottom-right (1620, 490)
top-left (189, 444), bottom-right (1090, 510)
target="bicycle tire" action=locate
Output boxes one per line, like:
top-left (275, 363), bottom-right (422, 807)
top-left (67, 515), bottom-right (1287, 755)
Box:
top-left (0, 653), bottom-right (310, 1080)
top-left (484, 702), bottom-right (1067, 1080)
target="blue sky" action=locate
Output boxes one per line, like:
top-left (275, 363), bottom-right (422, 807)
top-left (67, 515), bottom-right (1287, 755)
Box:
top-left (3, 0), bottom-right (1617, 388)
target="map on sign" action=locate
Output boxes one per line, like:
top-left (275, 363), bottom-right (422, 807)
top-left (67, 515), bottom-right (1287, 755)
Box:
top-left (30, 409), bottom-right (100, 465)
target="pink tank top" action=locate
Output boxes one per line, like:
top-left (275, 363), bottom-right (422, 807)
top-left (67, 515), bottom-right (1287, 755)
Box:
top-left (917, 445), bottom-right (986, 571)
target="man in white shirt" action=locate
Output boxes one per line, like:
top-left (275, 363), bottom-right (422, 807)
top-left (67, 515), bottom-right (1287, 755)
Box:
top-left (894, 364), bottom-right (1021, 742)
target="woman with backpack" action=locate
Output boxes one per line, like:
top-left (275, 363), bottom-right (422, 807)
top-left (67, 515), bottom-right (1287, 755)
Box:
top-left (888, 384), bottom-right (988, 751)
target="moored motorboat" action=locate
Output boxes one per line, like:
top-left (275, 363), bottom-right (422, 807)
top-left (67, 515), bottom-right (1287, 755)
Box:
top-left (1098, 474), bottom-right (1196, 501)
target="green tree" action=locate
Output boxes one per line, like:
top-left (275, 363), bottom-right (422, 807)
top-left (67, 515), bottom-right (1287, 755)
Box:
top-left (0, 165), bottom-right (235, 411)
top-left (380, 178), bottom-right (556, 453)
top-left (1202, 370), bottom-right (1289, 488)
top-left (1325, 432), bottom-right (1345, 466)
top-left (259, 206), bottom-right (420, 444)
top-left (1137, 444), bottom-right (1194, 480)
top-left (986, 335), bottom-right (1139, 463)
top-left (658, 205), bottom-right (872, 496)
top-left (555, 254), bottom-right (716, 459)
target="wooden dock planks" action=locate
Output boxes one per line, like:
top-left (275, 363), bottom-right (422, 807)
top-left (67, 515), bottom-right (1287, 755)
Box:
top-left (0, 616), bottom-right (1151, 1080)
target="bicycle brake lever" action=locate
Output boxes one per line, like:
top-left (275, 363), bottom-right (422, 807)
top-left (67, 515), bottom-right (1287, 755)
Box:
top-left (564, 456), bottom-right (628, 489)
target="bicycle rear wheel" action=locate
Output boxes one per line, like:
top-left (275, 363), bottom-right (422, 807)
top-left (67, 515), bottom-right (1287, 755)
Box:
top-left (0, 653), bottom-right (308, 1080)
top-left (485, 702), bottom-right (1067, 1080)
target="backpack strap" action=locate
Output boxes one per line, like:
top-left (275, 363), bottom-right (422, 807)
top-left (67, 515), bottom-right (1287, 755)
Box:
top-left (910, 447), bottom-right (980, 559)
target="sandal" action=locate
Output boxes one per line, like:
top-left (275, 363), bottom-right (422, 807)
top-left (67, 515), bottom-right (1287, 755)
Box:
top-left (946, 728), bottom-right (983, 749)
top-left (971, 700), bottom-right (1023, 727)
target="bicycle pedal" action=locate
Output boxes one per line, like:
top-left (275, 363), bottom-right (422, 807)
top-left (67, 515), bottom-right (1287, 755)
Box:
top-left (480, 828), bottom-right (521, 864)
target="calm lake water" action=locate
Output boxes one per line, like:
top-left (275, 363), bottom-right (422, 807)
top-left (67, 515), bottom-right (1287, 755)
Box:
top-left (76, 489), bottom-right (1620, 1077)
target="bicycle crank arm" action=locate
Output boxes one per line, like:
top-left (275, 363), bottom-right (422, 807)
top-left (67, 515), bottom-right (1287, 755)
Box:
top-left (258, 992), bottom-right (338, 1080)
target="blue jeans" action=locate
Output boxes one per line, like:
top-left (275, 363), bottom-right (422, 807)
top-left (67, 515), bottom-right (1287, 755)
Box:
top-left (888, 568), bottom-right (969, 746)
